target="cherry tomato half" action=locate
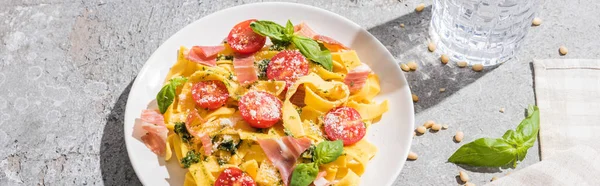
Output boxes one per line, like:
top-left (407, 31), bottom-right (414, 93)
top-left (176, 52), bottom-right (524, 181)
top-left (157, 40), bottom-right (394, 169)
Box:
top-left (191, 80), bottom-right (229, 110)
top-left (267, 50), bottom-right (309, 88)
top-left (323, 106), bottom-right (366, 146)
top-left (214, 167), bottom-right (256, 186)
top-left (226, 19), bottom-right (266, 55)
top-left (238, 91), bottom-right (282, 128)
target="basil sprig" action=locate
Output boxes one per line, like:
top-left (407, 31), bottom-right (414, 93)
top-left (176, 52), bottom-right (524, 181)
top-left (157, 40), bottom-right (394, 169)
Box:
top-left (156, 77), bottom-right (187, 113)
top-left (250, 20), bottom-right (333, 71)
top-left (448, 105), bottom-right (540, 168)
top-left (290, 140), bottom-right (343, 186)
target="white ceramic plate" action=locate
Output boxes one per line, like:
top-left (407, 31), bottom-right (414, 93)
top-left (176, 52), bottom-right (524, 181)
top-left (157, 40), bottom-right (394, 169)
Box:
top-left (124, 2), bottom-right (414, 186)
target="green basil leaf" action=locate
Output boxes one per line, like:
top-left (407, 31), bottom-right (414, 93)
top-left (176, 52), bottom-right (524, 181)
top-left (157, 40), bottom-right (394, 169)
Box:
top-left (285, 20), bottom-right (294, 37)
top-left (291, 36), bottom-right (333, 71)
top-left (156, 77), bottom-right (187, 113)
top-left (315, 140), bottom-right (343, 164)
top-left (250, 20), bottom-right (287, 41)
top-left (516, 105), bottom-right (540, 147)
top-left (290, 163), bottom-right (318, 186)
top-left (448, 138), bottom-right (517, 167)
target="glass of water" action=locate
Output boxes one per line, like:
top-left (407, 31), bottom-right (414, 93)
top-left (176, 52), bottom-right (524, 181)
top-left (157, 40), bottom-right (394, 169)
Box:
top-left (429, 0), bottom-right (537, 66)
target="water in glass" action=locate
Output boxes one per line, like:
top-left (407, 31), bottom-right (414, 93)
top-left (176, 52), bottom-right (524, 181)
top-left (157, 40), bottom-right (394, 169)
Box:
top-left (429, 0), bottom-right (537, 66)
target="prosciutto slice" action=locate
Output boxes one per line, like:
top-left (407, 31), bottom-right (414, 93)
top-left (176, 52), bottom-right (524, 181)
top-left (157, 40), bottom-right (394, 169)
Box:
top-left (185, 45), bottom-right (225, 67)
top-left (313, 35), bottom-right (349, 52)
top-left (185, 110), bottom-right (213, 155)
top-left (344, 63), bottom-right (372, 93)
top-left (233, 55), bottom-right (258, 86)
top-left (258, 136), bottom-right (312, 186)
top-left (294, 22), bottom-right (317, 38)
top-left (137, 109), bottom-right (168, 156)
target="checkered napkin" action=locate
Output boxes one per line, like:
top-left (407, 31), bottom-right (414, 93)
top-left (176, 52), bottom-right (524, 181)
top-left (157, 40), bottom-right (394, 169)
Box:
top-left (486, 59), bottom-right (600, 186)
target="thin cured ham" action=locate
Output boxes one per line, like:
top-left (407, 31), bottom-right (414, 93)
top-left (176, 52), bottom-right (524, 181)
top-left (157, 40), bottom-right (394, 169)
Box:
top-left (313, 35), bottom-right (349, 52)
top-left (233, 55), bottom-right (258, 86)
top-left (344, 63), bottom-right (371, 93)
top-left (185, 46), bottom-right (225, 67)
top-left (257, 136), bottom-right (312, 186)
top-left (294, 22), bottom-right (317, 38)
top-left (185, 110), bottom-right (213, 155)
top-left (137, 109), bottom-right (169, 156)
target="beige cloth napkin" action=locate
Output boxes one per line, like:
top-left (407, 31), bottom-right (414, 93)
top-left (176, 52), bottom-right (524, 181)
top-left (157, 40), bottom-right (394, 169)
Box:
top-left (486, 59), bottom-right (600, 186)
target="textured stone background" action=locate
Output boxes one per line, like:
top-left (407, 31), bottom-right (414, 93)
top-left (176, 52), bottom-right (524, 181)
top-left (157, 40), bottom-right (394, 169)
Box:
top-left (1, 0), bottom-right (599, 185)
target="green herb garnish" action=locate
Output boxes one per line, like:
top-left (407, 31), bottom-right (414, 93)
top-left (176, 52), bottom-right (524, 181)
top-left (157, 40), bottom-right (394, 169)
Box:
top-left (448, 105), bottom-right (540, 168)
top-left (250, 20), bottom-right (333, 71)
top-left (290, 140), bottom-right (343, 186)
top-left (255, 59), bottom-right (270, 80)
top-left (181, 150), bottom-right (201, 168)
top-left (174, 122), bottom-right (192, 144)
top-left (156, 77), bottom-right (187, 113)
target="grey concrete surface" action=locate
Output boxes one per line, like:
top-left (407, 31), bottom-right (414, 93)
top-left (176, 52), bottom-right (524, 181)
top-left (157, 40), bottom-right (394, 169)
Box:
top-left (0, 0), bottom-right (599, 185)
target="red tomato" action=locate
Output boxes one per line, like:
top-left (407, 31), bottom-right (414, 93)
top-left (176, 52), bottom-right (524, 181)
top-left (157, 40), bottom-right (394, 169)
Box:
top-left (238, 91), bottom-right (282, 128)
top-left (267, 50), bottom-right (309, 88)
top-left (323, 106), bottom-right (366, 146)
top-left (214, 167), bottom-right (256, 186)
top-left (191, 80), bottom-right (229, 110)
top-left (227, 19), bottom-right (266, 55)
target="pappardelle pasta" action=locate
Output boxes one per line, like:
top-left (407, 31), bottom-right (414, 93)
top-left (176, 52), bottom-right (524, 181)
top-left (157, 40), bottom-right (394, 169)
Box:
top-left (134, 19), bottom-right (388, 186)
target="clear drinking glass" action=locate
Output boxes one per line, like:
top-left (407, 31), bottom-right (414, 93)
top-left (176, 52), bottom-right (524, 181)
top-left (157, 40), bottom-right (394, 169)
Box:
top-left (429, 0), bottom-right (537, 66)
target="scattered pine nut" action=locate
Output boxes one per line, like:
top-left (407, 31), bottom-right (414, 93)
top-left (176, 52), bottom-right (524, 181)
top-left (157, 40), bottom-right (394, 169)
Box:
top-left (455, 131), bottom-right (464, 142)
top-left (423, 120), bottom-right (435, 128)
top-left (499, 107), bottom-right (505, 113)
top-left (472, 64), bottom-right (484, 72)
top-left (412, 94), bottom-right (419, 102)
top-left (407, 151), bottom-right (418, 160)
top-left (457, 61), bottom-right (468, 68)
top-left (428, 42), bottom-right (436, 52)
top-left (416, 126), bottom-right (426, 134)
top-left (442, 124), bottom-right (449, 129)
top-left (400, 23), bottom-right (405, 28)
top-left (439, 88), bottom-right (446, 92)
top-left (532, 17), bottom-right (542, 26)
top-left (407, 61), bottom-right (418, 71)
top-left (431, 124), bottom-right (442, 131)
top-left (465, 182), bottom-right (475, 186)
top-left (415, 3), bottom-right (425, 12)
top-left (559, 46), bottom-right (568, 55)
top-left (491, 176), bottom-right (498, 181)
top-left (459, 171), bottom-right (470, 182)
top-left (440, 54), bottom-right (449, 64)
top-left (400, 63), bottom-right (410, 72)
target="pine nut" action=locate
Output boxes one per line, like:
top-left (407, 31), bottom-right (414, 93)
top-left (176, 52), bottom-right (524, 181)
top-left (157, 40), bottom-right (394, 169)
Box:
top-left (559, 46), bottom-right (568, 55)
top-left (416, 126), bottom-right (426, 134)
top-left (400, 23), bottom-right (405, 28)
top-left (440, 54), bottom-right (449, 64)
top-left (431, 124), bottom-right (442, 131)
top-left (407, 151), bottom-right (418, 160)
top-left (439, 88), bottom-right (446, 92)
top-left (415, 3), bottom-right (425, 12)
top-left (407, 61), bottom-right (418, 71)
top-left (491, 176), bottom-right (498, 181)
top-left (465, 182), bottom-right (475, 186)
top-left (455, 131), bottom-right (464, 142)
top-left (472, 64), bottom-right (484, 72)
top-left (499, 107), bottom-right (505, 113)
top-left (412, 94), bottom-right (419, 102)
top-left (459, 171), bottom-right (470, 182)
top-left (442, 124), bottom-right (449, 129)
top-left (428, 42), bottom-right (436, 52)
top-left (532, 17), bottom-right (542, 26)
top-left (457, 61), bottom-right (468, 68)
top-left (423, 120), bottom-right (435, 128)
top-left (400, 63), bottom-right (410, 72)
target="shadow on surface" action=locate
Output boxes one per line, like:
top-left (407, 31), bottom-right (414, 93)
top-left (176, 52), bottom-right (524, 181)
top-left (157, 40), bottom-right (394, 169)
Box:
top-left (367, 6), bottom-right (499, 113)
top-left (100, 80), bottom-right (143, 186)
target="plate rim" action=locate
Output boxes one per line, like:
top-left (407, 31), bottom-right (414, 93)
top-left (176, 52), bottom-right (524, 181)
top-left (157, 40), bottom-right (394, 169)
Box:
top-left (124, 2), bottom-right (414, 185)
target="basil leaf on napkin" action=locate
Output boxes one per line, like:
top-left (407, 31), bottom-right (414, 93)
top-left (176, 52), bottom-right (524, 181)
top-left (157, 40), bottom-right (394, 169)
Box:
top-left (448, 105), bottom-right (540, 168)
top-left (290, 163), bottom-right (319, 186)
top-left (156, 77), bottom-right (187, 113)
